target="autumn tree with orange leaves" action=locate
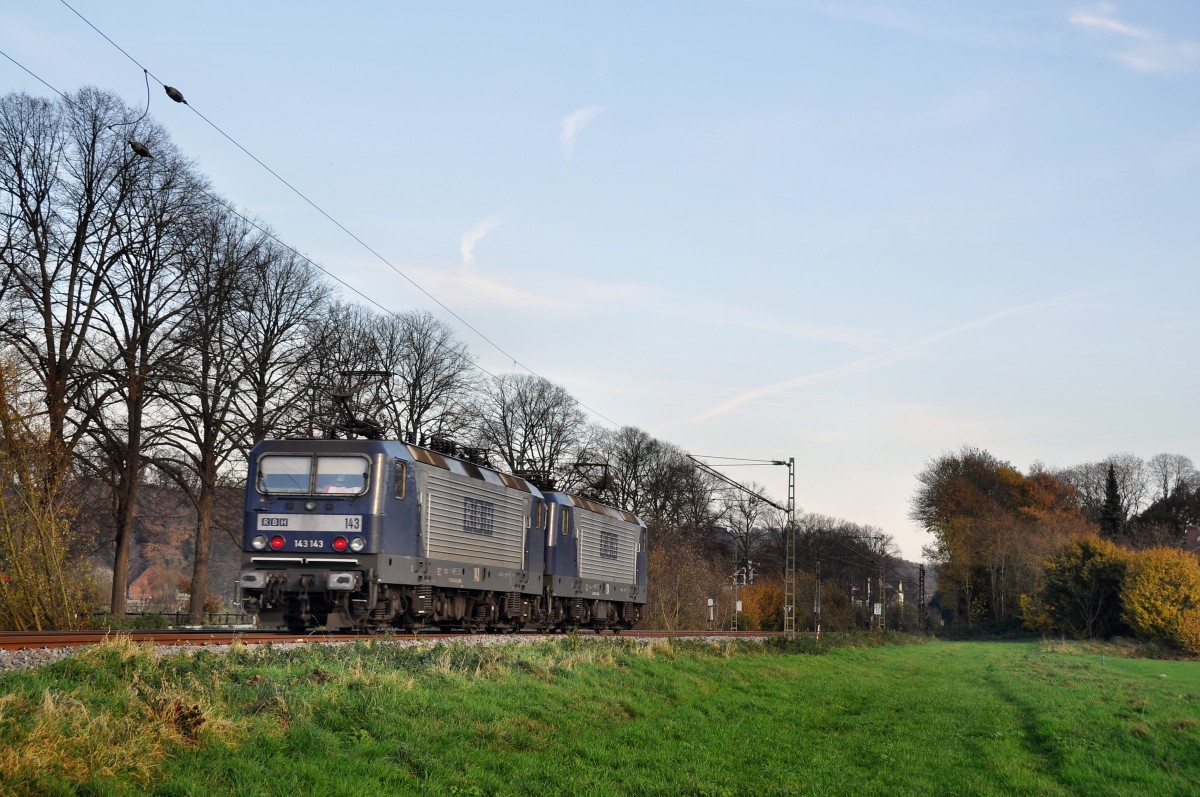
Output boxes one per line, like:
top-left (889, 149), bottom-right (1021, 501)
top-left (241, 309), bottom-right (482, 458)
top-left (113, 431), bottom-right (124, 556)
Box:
top-left (913, 447), bottom-right (1095, 627)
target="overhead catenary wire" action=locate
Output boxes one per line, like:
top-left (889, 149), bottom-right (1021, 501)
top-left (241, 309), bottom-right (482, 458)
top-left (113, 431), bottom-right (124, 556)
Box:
top-left (3, 30), bottom-right (921, 584)
top-left (686, 454), bottom-right (787, 513)
top-left (695, 462), bottom-right (781, 467)
top-left (52, 0), bottom-right (622, 429)
top-left (8, 27), bottom-right (888, 557)
top-left (0, 49), bottom-right (505, 406)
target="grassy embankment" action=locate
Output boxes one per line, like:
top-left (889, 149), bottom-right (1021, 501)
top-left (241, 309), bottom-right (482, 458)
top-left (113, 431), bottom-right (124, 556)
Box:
top-left (1, 634), bottom-right (1199, 795)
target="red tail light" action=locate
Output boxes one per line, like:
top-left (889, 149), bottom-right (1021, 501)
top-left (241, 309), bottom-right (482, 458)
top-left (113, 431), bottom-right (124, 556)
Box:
top-left (270, 535), bottom-right (285, 550)
top-left (332, 536), bottom-right (348, 552)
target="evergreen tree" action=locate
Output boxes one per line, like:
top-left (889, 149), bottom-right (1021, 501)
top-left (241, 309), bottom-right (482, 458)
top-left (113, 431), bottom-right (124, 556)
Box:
top-left (1099, 463), bottom-right (1124, 541)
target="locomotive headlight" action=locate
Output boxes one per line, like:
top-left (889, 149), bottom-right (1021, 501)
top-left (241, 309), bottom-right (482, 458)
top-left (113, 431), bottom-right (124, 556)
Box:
top-left (270, 535), bottom-right (286, 550)
top-left (349, 536), bottom-right (365, 552)
top-left (251, 534), bottom-right (268, 551)
top-left (332, 536), bottom-right (348, 552)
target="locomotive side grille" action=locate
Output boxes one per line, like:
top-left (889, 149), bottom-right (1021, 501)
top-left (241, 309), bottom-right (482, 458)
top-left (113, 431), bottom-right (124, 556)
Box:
top-left (423, 470), bottom-right (526, 569)
top-left (577, 510), bottom-right (639, 584)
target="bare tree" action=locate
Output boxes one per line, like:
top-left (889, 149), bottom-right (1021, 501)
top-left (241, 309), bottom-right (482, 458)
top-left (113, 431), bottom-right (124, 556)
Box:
top-left (1107, 452), bottom-right (1150, 520)
top-left (373, 309), bottom-right (475, 443)
top-left (646, 531), bottom-right (726, 630)
top-left (296, 301), bottom-right (387, 436)
top-left (81, 140), bottom-right (207, 614)
top-left (594, 426), bottom-right (662, 515)
top-left (1147, 453), bottom-right (1197, 503)
top-left (796, 513), bottom-right (890, 612)
top-left (232, 242), bottom-right (326, 443)
top-left (1055, 461), bottom-right (1108, 522)
top-left (0, 88), bottom-right (154, 467)
top-left (153, 205), bottom-right (259, 622)
top-left (722, 482), bottom-right (783, 574)
top-left (643, 444), bottom-right (725, 536)
top-left (471, 373), bottom-right (587, 482)
top-left (1057, 453), bottom-right (1152, 524)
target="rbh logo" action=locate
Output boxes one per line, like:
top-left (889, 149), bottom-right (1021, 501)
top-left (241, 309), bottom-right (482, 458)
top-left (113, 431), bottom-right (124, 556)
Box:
top-left (260, 517), bottom-right (289, 527)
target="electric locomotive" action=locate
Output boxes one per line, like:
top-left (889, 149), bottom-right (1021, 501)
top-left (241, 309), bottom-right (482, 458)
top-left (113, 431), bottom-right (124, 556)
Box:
top-left (238, 437), bottom-right (647, 632)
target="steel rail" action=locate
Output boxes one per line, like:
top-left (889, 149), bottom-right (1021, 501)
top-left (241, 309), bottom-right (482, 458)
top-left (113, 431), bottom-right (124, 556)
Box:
top-left (0, 629), bottom-right (787, 651)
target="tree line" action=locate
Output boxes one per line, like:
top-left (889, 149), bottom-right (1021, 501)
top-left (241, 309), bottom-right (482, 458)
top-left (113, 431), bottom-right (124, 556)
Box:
top-left (913, 446), bottom-right (1200, 649)
top-left (0, 87), bottom-right (905, 631)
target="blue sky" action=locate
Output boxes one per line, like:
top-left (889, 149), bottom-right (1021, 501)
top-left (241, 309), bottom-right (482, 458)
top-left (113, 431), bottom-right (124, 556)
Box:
top-left (3, 1), bottom-right (1199, 559)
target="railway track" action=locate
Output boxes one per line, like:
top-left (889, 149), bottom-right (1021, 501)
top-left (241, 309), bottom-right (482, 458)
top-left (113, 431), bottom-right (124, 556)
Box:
top-left (0, 628), bottom-right (781, 651)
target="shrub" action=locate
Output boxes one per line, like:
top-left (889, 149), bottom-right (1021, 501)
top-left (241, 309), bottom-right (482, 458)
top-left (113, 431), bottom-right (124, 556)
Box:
top-left (740, 582), bottom-right (784, 631)
top-left (1121, 547), bottom-right (1200, 650)
top-left (1175, 608), bottom-right (1200, 656)
top-left (1018, 593), bottom-right (1054, 633)
top-left (0, 359), bottom-right (95, 631)
top-left (1036, 537), bottom-right (1129, 639)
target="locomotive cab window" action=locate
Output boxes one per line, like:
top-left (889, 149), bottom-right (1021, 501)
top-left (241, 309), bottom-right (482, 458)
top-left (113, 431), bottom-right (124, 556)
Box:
top-left (258, 455), bottom-right (312, 494)
top-left (257, 454), bottom-right (369, 495)
top-left (560, 507), bottom-right (571, 536)
top-left (315, 456), bottom-right (369, 495)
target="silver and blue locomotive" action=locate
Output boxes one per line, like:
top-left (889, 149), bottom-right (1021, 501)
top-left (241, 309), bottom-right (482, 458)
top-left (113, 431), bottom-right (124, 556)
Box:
top-left (238, 437), bottom-right (648, 632)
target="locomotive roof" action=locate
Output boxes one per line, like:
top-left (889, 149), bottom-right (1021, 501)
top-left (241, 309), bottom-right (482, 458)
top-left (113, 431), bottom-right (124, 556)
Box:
top-left (542, 490), bottom-right (643, 527)
top-left (405, 444), bottom-right (535, 494)
top-left (252, 437), bottom-right (643, 525)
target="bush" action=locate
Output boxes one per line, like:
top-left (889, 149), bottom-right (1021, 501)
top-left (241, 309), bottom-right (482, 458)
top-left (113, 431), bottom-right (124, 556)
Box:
top-left (1036, 537), bottom-right (1129, 639)
top-left (0, 359), bottom-right (95, 630)
top-left (1121, 547), bottom-right (1200, 651)
top-left (1018, 593), bottom-right (1054, 633)
top-left (740, 582), bottom-right (784, 631)
top-left (1175, 608), bottom-right (1200, 656)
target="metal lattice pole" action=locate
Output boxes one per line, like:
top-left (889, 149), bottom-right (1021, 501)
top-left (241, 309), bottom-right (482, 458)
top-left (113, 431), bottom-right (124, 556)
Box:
top-left (684, 453), bottom-right (795, 634)
top-left (783, 457), bottom-right (796, 636)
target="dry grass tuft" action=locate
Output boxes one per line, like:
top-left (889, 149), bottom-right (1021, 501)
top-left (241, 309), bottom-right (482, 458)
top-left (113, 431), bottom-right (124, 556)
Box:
top-left (0, 688), bottom-right (165, 790)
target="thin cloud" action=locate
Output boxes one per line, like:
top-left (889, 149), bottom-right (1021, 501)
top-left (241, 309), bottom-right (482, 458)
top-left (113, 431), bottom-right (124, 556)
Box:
top-left (560, 105), bottom-right (612, 159)
top-left (661, 291), bottom-right (1094, 431)
top-left (1069, 8), bottom-right (1150, 40)
top-left (459, 216), bottom-right (504, 268)
top-left (1070, 5), bottom-right (1200, 73)
top-left (1114, 41), bottom-right (1200, 73)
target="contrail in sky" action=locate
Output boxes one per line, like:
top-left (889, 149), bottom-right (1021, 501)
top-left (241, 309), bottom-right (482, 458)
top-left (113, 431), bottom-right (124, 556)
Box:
top-left (662, 290), bottom-right (1094, 430)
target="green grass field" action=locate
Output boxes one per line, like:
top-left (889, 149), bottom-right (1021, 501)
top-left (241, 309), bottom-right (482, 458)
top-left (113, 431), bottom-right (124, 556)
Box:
top-left (1, 635), bottom-right (1199, 795)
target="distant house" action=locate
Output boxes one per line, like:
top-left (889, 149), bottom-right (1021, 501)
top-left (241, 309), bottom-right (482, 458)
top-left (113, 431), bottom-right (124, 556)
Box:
top-left (127, 565), bottom-right (184, 611)
top-left (1186, 525), bottom-right (1200, 557)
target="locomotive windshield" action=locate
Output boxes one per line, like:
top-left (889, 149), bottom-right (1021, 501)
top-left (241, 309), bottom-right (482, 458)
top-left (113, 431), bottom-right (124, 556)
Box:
top-left (257, 454), bottom-right (370, 495)
top-left (258, 455), bottom-right (311, 494)
top-left (315, 456), bottom-right (369, 494)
